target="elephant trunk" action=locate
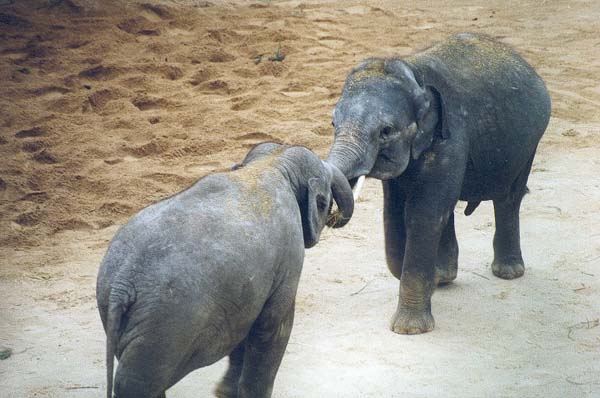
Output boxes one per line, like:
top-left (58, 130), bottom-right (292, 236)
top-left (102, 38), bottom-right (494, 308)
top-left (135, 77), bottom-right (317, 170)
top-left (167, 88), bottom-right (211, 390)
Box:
top-left (326, 131), bottom-right (378, 207)
top-left (326, 162), bottom-right (355, 228)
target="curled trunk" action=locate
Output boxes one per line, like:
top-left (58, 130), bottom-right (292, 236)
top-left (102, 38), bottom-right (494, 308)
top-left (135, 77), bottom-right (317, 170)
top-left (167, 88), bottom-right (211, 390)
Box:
top-left (325, 162), bottom-right (354, 228)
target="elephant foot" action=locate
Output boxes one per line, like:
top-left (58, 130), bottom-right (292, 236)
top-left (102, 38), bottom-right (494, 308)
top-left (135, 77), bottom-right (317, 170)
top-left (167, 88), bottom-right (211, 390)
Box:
top-left (492, 258), bottom-right (525, 280)
top-left (390, 307), bottom-right (435, 335)
top-left (214, 382), bottom-right (238, 398)
top-left (435, 263), bottom-right (457, 285)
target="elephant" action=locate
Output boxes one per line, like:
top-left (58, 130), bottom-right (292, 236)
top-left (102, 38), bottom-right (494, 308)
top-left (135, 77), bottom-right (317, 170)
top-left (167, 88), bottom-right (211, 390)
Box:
top-left (96, 142), bottom-right (353, 398)
top-left (326, 33), bottom-right (551, 335)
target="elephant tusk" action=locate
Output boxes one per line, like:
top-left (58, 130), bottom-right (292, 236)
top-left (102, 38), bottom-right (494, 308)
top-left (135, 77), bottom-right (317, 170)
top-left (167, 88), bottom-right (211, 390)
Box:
top-left (352, 175), bottom-right (365, 201)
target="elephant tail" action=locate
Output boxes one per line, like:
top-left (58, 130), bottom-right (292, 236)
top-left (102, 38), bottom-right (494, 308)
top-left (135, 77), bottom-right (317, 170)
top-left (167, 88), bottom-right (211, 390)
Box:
top-left (464, 201), bottom-right (481, 216)
top-left (106, 281), bottom-right (136, 398)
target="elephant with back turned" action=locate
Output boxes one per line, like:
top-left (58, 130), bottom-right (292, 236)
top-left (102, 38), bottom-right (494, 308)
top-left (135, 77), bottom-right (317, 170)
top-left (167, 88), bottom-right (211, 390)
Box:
top-left (96, 143), bottom-right (353, 398)
top-left (327, 33), bottom-right (550, 335)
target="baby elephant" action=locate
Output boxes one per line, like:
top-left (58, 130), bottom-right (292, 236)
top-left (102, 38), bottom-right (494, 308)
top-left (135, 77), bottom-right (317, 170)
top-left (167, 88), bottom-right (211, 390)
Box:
top-left (96, 143), bottom-right (354, 398)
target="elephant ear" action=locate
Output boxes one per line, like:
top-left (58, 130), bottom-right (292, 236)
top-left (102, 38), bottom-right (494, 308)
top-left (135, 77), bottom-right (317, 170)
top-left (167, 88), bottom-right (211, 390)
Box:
top-left (302, 177), bottom-right (329, 249)
top-left (384, 59), bottom-right (438, 160)
top-left (409, 56), bottom-right (468, 142)
top-left (411, 85), bottom-right (447, 160)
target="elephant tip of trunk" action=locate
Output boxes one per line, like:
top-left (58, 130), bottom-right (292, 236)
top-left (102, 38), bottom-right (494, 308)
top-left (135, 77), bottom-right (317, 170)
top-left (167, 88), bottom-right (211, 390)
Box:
top-left (326, 208), bottom-right (351, 229)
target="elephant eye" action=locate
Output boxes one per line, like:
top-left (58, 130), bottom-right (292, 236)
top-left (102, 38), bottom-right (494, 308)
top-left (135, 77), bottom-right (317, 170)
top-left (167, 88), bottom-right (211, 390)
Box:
top-left (380, 126), bottom-right (392, 137)
top-left (331, 121), bottom-right (335, 128)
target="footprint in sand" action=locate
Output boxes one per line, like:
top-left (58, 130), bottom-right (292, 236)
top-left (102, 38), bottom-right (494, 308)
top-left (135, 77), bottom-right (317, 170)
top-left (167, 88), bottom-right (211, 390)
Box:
top-left (20, 191), bottom-right (49, 203)
top-left (28, 86), bottom-right (70, 100)
top-left (233, 132), bottom-right (275, 143)
top-left (131, 94), bottom-right (172, 111)
top-left (32, 150), bottom-right (59, 164)
top-left (21, 140), bottom-right (47, 153)
top-left (208, 49), bottom-right (236, 63)
top-left (197, 79), bottom-right (231, 95)
top-left (78, 64), bottom-right (121, 80)
top-left (123, 139), bottom-right (170, 157)
top-left (117, 16), bottom-right (160, 36)
top-left (14, 211), bottom-right (44, 227)
top-left (139, 3), bottom-right (174, 21)
top-left (318, 35), bottom-right (349, 49)
top-left (188, 68), bottom-right (215, 86)
top-left (88, 88), bottom-right (126, 110)
top-left (184, 161), bottom-right (224, 175)
top-left (142, 172), bottom-right (192, 186)
top-left (230, 96), bottom-right (258, 111)
top-left (15, 126), bottom-right (46, 138)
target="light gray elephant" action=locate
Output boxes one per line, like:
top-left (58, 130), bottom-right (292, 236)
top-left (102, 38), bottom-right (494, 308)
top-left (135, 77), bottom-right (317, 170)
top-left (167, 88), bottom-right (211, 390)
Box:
top-left (96, 143), bottom-right (353, 398)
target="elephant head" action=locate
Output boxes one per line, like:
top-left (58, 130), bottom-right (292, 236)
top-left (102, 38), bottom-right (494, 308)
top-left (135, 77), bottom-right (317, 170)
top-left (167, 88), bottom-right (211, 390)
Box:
top-left (327, 58), bottom-right (446, 188)
top-left (236, 142), bottom-right (354, 248)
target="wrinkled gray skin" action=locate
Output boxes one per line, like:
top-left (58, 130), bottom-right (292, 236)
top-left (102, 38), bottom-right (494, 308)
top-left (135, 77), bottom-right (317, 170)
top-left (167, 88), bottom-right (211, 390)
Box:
top-left (327, 33), bottom-right (551, 335)
top-left (96, 143), bottom-right (353, 398)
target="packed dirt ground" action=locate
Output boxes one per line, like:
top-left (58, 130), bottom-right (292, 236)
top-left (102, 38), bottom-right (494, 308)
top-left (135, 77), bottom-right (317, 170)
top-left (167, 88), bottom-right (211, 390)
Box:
top-left (1, 0), bottom-right (599, 396)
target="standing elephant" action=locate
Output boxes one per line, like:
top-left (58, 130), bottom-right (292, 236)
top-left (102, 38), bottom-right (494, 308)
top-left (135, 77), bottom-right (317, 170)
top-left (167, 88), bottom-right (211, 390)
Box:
top-left (96, 143), bottom-right (353, 398)
top-left (327, 33), bottom-right (551, 335)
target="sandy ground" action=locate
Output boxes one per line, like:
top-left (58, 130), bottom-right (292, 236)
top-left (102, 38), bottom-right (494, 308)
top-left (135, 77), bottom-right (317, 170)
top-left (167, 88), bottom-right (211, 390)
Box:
top-left (1, 0), bottom-right (599, 396)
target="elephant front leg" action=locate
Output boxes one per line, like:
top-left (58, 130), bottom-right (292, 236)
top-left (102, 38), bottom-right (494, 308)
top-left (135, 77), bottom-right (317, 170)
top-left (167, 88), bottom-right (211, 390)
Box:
top-left (491, 196), bottom-right (525, 279)
top-left (435, 211), bottom-right (458, 284)
top-left (390, 216), bottom-right (444, 335)
top-left (215, 341), bottom-right (245, 398)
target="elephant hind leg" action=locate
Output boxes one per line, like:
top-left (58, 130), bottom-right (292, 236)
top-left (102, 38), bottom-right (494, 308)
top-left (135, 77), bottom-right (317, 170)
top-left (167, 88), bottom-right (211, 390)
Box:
top-left (238, 291), bottom-right (295, 398)
top-left (491, 153), bottom-right (535, 279)
top-left (215, 341), bottom-right (246, 398)
top-left (436, 210), bottom-right (459, 285)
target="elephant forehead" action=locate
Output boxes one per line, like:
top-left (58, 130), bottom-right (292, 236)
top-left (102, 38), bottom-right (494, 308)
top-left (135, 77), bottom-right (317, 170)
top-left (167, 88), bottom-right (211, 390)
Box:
top-left (345, 74), bottom-right (399, 95)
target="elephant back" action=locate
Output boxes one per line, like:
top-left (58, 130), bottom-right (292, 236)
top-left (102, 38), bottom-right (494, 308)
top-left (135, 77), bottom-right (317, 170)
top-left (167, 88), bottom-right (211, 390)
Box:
top-left (406, 33), bottom-right (550, 179)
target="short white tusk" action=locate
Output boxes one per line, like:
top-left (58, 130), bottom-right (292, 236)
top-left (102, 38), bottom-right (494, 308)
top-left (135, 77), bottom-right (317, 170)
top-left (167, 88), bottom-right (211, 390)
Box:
top-left (352, 175), bottom-right (366, 201)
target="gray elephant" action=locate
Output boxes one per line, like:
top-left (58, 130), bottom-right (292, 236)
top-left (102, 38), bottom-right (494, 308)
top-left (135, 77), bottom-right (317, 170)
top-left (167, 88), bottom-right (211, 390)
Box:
top-left (327, 33), bottom-right (551, 334)
top-left (96, 143), bottom-right (353, 398)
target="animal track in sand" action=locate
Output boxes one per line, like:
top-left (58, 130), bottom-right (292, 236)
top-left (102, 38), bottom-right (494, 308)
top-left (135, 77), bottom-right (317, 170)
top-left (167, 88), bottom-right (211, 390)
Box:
top-left (188, 68), bottom-right (215, 86)
top-left (88, 89), bottom-right (126, 110)
top-left (97, 201), bottom-right (134, 217)
top-left (197, 79), bottom-right (231, 95)
top-left (318, 35), bottom-right (349, 49)
top-left (139, 3), bottom-right (174, 21)
top-left (15, 126), bottom-right (46, 138)
top-left (21, 140), bottom-right (48, 153)
top-left (233, 132), bottom-right (275, 142)
top-left (78, 64), bottom-right (122, 80)
top-left (142, 172), bottom-right (193, 186)
top-left (233, 68), bottom-right (260, 79)
top-left (184, 161), bottom-right (224, 176)
top-left (208, 49), bottom-right (236, 63)
top-left (123, 139), bottom-right (170, 158)
top-left (131, 94), bottom-right (173, 111)
top-left (117, 16), bottom-right (160, 36)
top-left (32, 150), bottom-right (59, 164)
top-left (14, 210), bottom-right (44, 227)
top-left (28, 86), bottom-right (70, 99)
top-left (230, 96), bottom-right (258, 111)
top-left (20, 191), bottom-right (49, 203)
